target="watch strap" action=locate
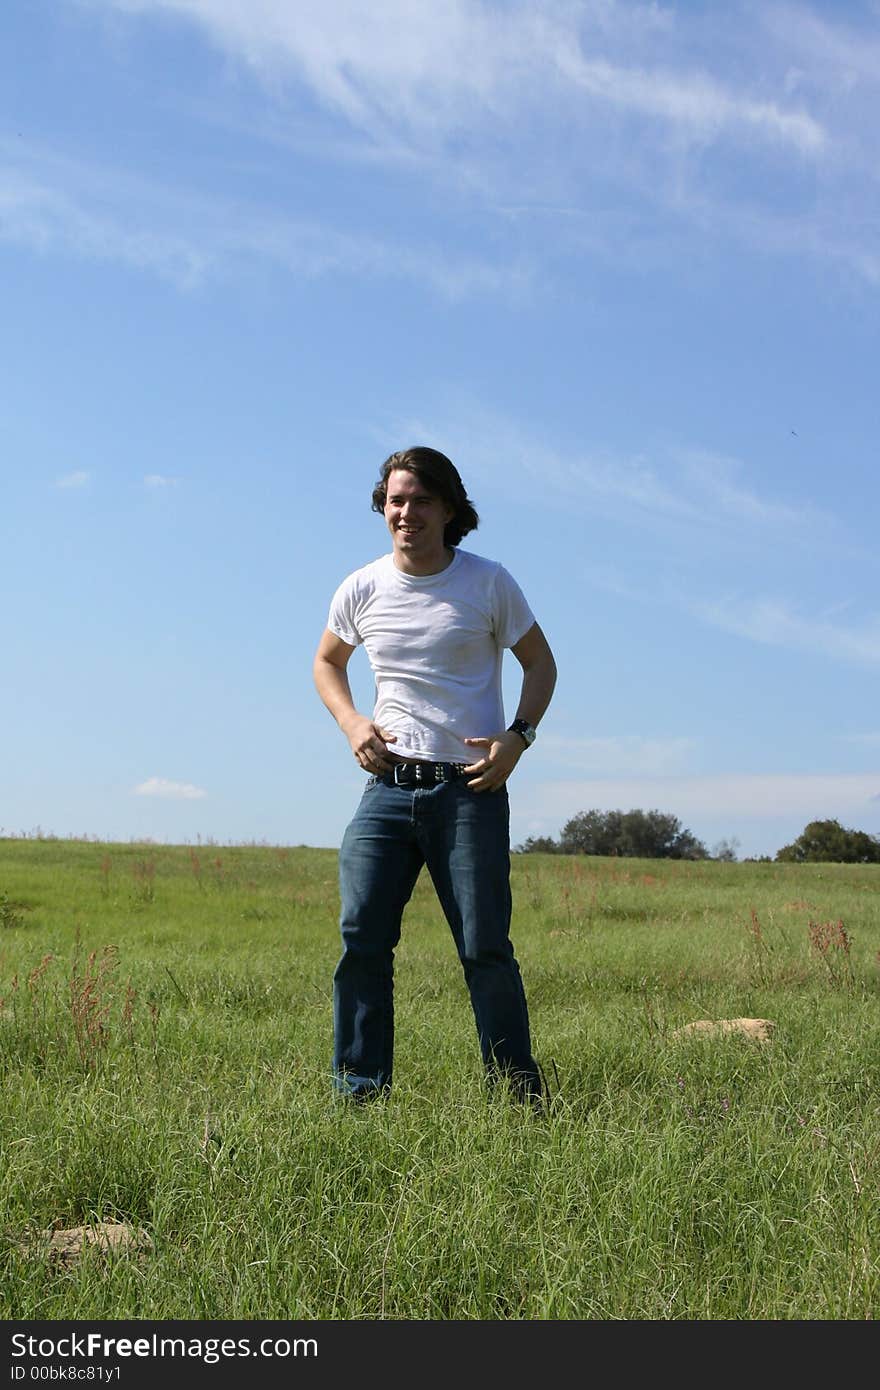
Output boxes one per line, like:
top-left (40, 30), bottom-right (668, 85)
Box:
top-left (508, 718), bottom-right (536, 747)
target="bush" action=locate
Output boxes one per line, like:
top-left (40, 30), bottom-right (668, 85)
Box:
top-left (513, 836), bottom-right (559, 854)
top-left (775, 819), bottom-right (880, 864)
top-left (517, 809), bottom-right (708, 860)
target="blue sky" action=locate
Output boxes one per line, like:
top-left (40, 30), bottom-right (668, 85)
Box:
top-left (3, 0), bottom-right (879, 860)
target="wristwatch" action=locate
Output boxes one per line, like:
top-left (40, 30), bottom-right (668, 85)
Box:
top-left (508, 718), bottom-right (536, 749)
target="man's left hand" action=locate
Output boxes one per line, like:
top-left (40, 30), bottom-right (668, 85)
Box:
top-left (462, 731), bottom-right (524, 792)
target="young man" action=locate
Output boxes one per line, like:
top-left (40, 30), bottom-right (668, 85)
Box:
top-left (313, 446), bottom-right (557, 1103)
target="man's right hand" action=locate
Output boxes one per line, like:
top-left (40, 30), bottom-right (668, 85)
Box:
top-left (344, 716), bottom-right (398, 773)
top-left (313, 631), bottom-right (398, 774)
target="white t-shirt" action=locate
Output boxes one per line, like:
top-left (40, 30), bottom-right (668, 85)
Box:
top-left (327, 548), bottom-right (535, 763)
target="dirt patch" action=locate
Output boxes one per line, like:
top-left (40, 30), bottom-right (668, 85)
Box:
top-left (671, 1017), bottom-right (775, 1043)
top-left (17, 1221), bottom-right (153, 1266)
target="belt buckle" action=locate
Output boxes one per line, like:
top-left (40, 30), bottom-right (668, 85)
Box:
top-left (392, 761), bottom-right (453, 787)
top-left (392, 762), bottom-right (419, 787)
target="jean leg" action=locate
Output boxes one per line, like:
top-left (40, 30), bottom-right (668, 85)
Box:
top-left (334, 780), bottom-right (423, 1097)
top-left (421, 781), bottom-right (541, 1098)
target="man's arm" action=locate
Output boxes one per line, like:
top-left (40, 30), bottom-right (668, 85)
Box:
top-left (509, 620), bottom-right (558, 729)
top-left (313, 628), bottom-right (398, 773)
top-left (463, 621), bottom-right (557, 792)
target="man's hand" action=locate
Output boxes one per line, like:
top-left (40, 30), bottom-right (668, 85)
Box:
top-left (344, 715), bottom-right (398, 773)
top-left (462, 731), bottom-right (524, 792)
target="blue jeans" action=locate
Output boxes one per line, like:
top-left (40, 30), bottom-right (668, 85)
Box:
top-left (333, 775), bottom-right (540, 1100)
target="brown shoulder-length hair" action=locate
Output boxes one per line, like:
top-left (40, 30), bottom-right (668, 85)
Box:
top-left (371, 447), bottom-right (479, 547)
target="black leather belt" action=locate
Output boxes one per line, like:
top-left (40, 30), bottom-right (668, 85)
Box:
top-left (387, 761), bottom-right (468, 787)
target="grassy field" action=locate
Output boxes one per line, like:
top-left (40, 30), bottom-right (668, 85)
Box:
top-left (1, 835), bottom-right (878, 1320)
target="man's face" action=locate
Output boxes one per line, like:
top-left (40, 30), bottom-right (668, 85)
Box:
top-left (384, 468), bottom-right (454, 570)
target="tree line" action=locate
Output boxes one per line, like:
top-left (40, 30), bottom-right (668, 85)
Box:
top-left (515, 812), bottom-right (880, 864)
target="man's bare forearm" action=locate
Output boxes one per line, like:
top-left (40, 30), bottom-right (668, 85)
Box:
top-left (513, 651), bottom-right (557, 728)
top-left (313, 656), bottom-right (360, 736)
top-left (314, 652), bottom-right (399, 771)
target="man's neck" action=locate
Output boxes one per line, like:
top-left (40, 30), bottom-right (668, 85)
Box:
top-left (392, 546), bottom-right (455, 577)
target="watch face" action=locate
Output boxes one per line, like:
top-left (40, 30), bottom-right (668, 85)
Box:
top-left (511, 720), bottom-right (535, 745)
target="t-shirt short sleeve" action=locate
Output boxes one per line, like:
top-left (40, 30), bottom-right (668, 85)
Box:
top-left (492, 565), bottom-right (536, 649)
top-left (326, 576), bottom-right (363, 648)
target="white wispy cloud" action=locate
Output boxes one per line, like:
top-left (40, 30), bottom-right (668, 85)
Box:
top-left (0, 165), bottom-right (210, 288)
top-left (0, 155), bottom-right (529, 300)
top-left (133, 776), bottom-right (207, 800)
top-left (530, 772), bottom-right (880, 825)
top-left (10, 3), bottom-right (869, 294)
top-left (676, 449), bottom-right (823, 528)
top-left (761, 4), bottom-right (880, 98)
top-left (236, 213), bottom-right (533, 299)
top-left (83, 1), bottom-right (880, 284)
top-left (662, 185), bottom-right (880, 288)
top-left (691, 596), bottom-right (880, 668)
top-left (55, 470), bottom-right (91, 488)
top-left (388, 402), bottom-right (878, 672)
top-left (572, 572), bottom-right (880, 673)
top-left (391, 402), bottom-right (825, 537)
top-left (552, 47), bottom-right (825, 155)
top-left (143, 474), bottom-right (179, 487)
top-left (541, 734), bottom-right (698, 777)
top-left (96, 0), bottom-right (827, 157)
top-left (20, 3), bottom-right (880, 288)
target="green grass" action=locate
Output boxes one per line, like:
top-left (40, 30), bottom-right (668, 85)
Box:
top-left (1, 837), bottom-right (879, 1319)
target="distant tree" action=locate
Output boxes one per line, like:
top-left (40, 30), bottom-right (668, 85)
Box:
top-left (514, 835), bottom-right (559, 854)
top-left (711, 837), bottom-right (741, 862)
top-left (557, 808), bottom-right (708, 860)
top-left (558, 810), bottom-right (620, 856)
top-left (775, 819), bottom-right (880, 864)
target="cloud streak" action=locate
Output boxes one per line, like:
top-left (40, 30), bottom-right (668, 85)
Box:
top-left (394, 402), bottom-right (826, 537)
top-left (99, 1), bottom-right (827, 156)
top-left (691, 596), bottom-right (880, 669)
top-left (0, 166), bottom-right (210, 288)
top-left (80, 0), bottom-right (880, 288)
top-left (531, 772), bottom-right (880, 825)
top-left (389, 399), bottom-right (879, 672)
top-left (0, 154), bottom-right (529, 299)
top-left (541, 734), bottom-right (698, 777)
top-left (133, 777), bottom-right (207, 800)
top-left (553, 47), bottom-right (825, 155)
top-left (1, 3), bottom-right (867, 294)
